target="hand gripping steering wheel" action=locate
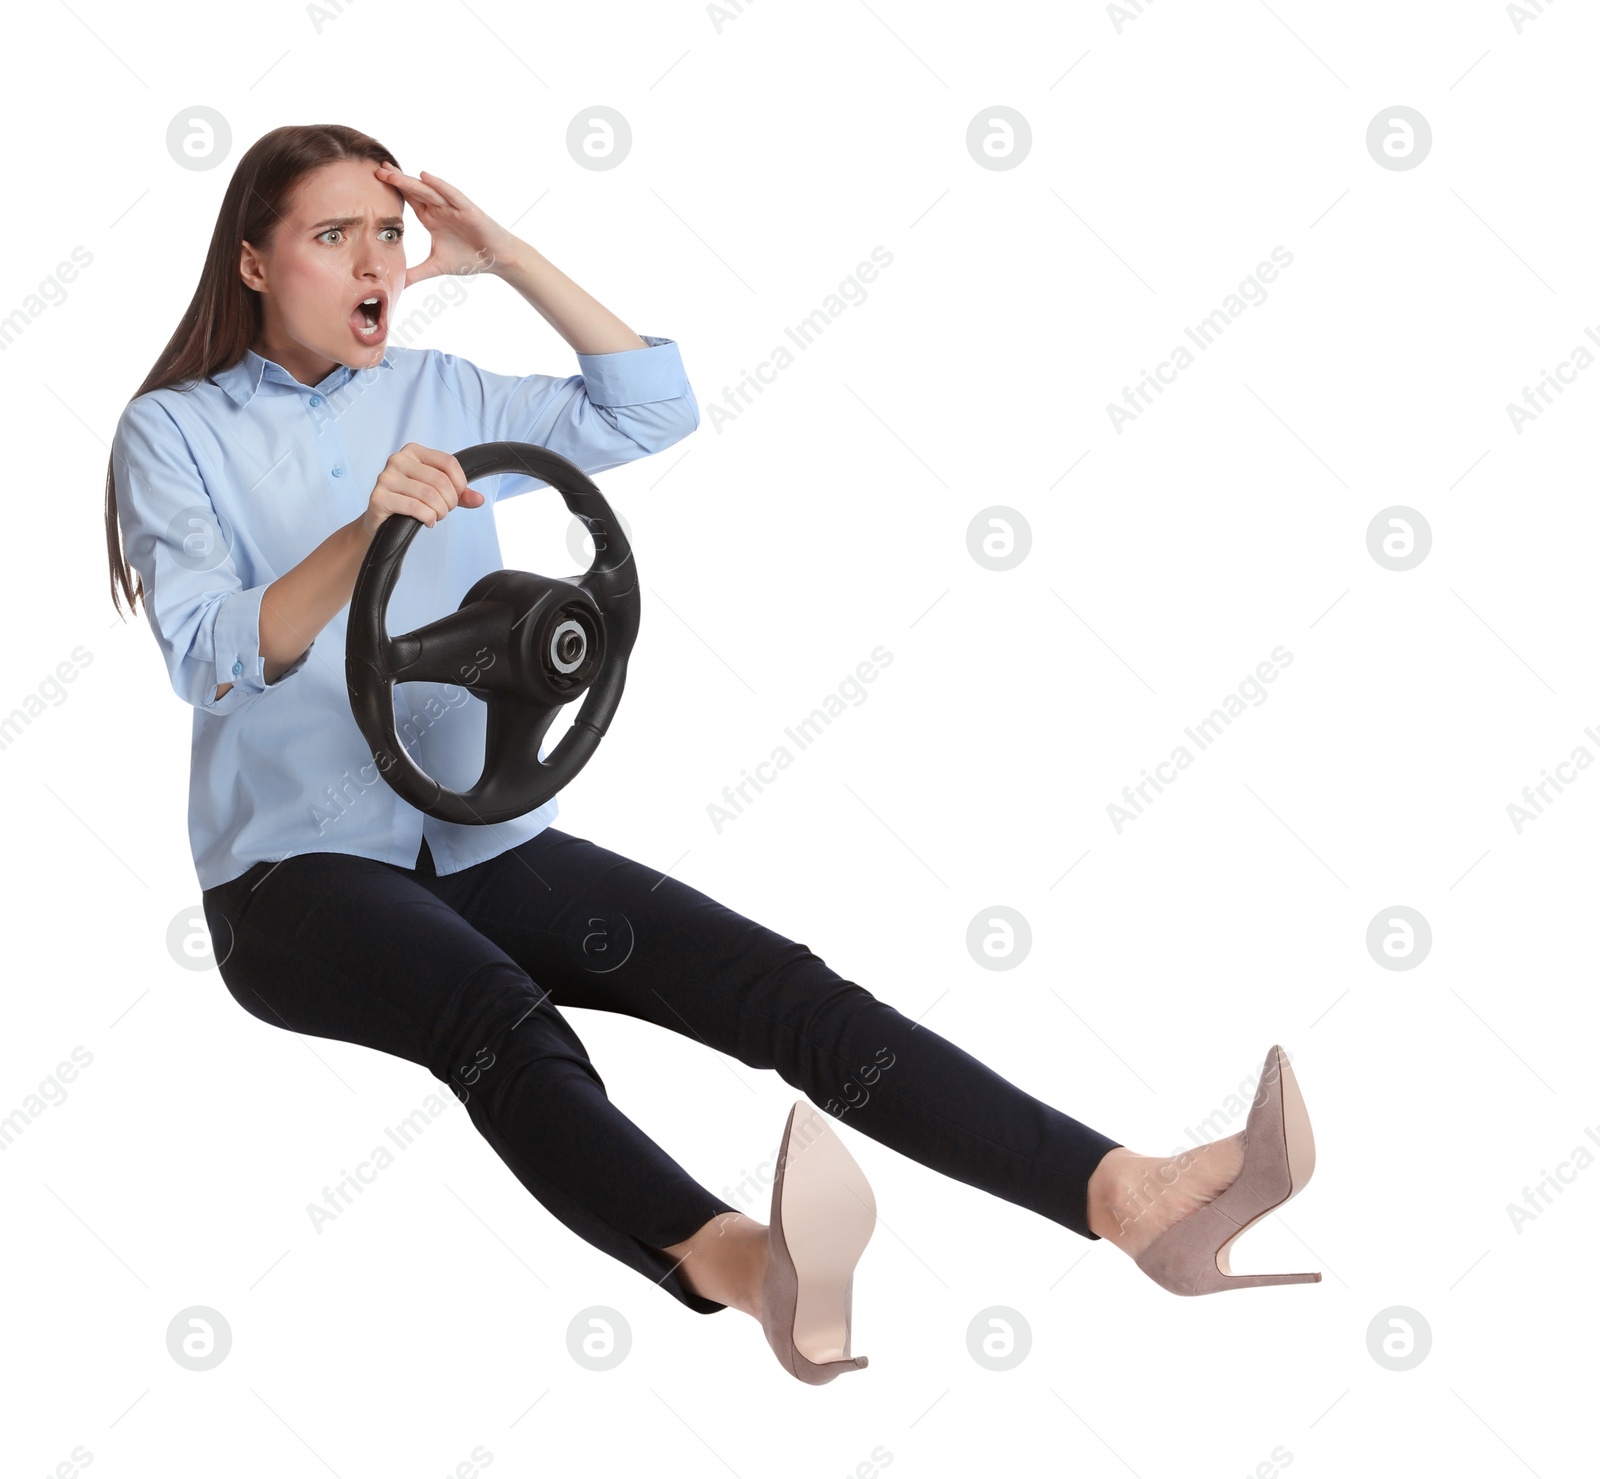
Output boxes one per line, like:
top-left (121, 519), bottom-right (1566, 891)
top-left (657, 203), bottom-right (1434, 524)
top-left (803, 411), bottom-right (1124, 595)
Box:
top-left (344, 442), bottom-right (639, 825)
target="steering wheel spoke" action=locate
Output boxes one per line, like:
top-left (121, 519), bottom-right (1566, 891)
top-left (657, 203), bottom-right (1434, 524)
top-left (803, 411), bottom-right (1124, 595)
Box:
top-left (478, 695), bottom-right (563, 794)
top-left (387, 604), bottom-right (514, 692)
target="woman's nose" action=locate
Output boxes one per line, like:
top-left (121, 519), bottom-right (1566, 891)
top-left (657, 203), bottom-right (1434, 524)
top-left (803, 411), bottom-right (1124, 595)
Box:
top-left (354, 243), bottom-right (391, 281)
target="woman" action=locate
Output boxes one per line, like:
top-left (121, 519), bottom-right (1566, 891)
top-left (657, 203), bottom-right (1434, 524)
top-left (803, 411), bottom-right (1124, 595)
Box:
top-left (105, 124), bottom-right (1321, 1386)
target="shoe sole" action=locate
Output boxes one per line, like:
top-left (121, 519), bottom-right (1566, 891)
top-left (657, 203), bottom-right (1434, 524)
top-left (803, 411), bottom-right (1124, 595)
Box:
top-left (777, 1102), bottom-right (877, 1365)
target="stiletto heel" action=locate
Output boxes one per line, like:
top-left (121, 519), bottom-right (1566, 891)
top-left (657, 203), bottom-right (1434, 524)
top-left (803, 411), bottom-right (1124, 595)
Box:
top-left (1134, 1044), bottom-right (1322, 1296)
top-left (760, 1099), bottom-right (876, 1383)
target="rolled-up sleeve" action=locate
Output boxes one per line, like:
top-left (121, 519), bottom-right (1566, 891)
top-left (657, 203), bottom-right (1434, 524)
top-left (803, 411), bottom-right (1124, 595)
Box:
top-left (113, 395), bottom-right (312, 716)
top-left (430, 335), bottom-right (700, 501)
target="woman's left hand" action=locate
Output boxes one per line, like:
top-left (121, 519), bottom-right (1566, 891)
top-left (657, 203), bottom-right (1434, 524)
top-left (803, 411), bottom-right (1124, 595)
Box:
top-left (375, 163), bottom-right (520, 291)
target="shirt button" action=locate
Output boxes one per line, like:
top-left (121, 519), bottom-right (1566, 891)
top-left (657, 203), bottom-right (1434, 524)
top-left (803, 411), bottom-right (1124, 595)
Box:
top-left (309, 395), bottom-right (323, 406)
top-left (232, 661), bottom-right (244, 675)
top-left (332, 466), bottom-right (344, 477)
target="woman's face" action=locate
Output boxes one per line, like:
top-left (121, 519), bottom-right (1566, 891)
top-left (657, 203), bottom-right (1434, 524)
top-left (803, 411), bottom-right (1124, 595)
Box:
top-left (239, 156), bottom-right (404, 384)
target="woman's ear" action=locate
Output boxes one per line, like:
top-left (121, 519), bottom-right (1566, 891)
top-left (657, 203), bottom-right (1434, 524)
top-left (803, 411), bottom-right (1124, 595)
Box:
top-left (238, 239), bottom-right (267, 293)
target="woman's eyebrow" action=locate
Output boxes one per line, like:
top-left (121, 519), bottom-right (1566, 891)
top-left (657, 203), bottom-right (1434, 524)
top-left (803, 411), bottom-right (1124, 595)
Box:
top-left (307, 214), bottom-right (405, 231)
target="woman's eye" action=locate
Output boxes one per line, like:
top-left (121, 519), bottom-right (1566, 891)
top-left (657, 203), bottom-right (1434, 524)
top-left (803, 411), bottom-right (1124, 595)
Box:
top-left (316, 227), bottom-right (403, 244)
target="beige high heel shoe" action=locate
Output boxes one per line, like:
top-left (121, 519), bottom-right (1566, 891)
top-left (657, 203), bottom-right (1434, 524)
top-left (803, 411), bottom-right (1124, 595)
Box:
top-left (1134, 1044), bottom-right (1322, 1295)
top-left (760, 1100), bottom-right (877, 1383)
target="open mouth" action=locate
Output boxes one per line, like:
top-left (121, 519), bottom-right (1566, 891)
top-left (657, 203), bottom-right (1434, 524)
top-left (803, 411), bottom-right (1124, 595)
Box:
top-left (348, 289), bottom-right (388, 341)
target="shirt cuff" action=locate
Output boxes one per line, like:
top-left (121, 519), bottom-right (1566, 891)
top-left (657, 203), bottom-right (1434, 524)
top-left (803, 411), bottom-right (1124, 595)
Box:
top-left (205, 585), bottom-right (313, 710)
top-left (574, 335), bottom-right (690, 408)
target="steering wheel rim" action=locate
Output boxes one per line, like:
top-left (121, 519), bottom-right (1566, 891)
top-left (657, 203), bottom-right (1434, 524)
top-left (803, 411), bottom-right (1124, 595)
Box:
top-left (344, 441), bottom-right (640, 825)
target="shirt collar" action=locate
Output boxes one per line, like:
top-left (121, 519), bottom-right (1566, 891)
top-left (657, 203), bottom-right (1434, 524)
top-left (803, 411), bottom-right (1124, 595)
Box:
top-left (211, 347), bottom-right (395, 408)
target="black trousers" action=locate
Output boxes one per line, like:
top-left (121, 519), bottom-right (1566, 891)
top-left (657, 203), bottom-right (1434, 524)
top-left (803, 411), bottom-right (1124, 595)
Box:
top-left (201, 826), bottom-right (1123, 1313)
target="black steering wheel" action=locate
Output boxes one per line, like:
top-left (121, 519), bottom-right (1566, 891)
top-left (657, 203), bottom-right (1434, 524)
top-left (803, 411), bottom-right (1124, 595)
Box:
top-left (344, 442), bottom-right (639, 825)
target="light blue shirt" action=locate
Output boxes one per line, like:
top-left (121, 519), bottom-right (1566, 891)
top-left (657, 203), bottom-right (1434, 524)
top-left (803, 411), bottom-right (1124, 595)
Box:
top-left (113, 336), bottom-right (699, 890)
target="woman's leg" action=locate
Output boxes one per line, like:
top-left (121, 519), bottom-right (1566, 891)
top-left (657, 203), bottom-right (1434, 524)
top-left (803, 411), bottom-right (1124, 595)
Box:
top-left (203, 849), bottom-right (742, 1313)
top-left (432, 827), bottom-right (1128, 1247)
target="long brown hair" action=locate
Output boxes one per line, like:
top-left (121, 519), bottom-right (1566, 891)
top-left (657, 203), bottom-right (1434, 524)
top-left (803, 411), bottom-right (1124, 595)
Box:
top-left (105, 122), bottom-right (399, 619)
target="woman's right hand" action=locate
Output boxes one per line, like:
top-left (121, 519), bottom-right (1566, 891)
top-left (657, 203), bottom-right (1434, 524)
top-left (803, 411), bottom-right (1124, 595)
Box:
top-left (359, 443), bottom-right (486, 540)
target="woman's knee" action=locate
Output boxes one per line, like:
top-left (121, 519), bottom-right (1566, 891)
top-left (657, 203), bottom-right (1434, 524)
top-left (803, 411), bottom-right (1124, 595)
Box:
top-left (429, 959), bottom-right (598, 1105)
top-left (712, 938), bottom-right (888, 1073)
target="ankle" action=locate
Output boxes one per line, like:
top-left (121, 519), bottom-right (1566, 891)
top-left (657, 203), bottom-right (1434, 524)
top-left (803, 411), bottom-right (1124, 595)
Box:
top-left (1087, 1146), bottom-right (1145, 1244)
top-left (1087, 1137), bottom-right (1245, 1254)
top-left (663, 1212), bottom-right (770, 1318)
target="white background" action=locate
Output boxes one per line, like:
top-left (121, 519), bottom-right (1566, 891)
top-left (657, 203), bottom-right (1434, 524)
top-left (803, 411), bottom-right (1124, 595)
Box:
top-left (2, 1), bottom-right (1594, 1474)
